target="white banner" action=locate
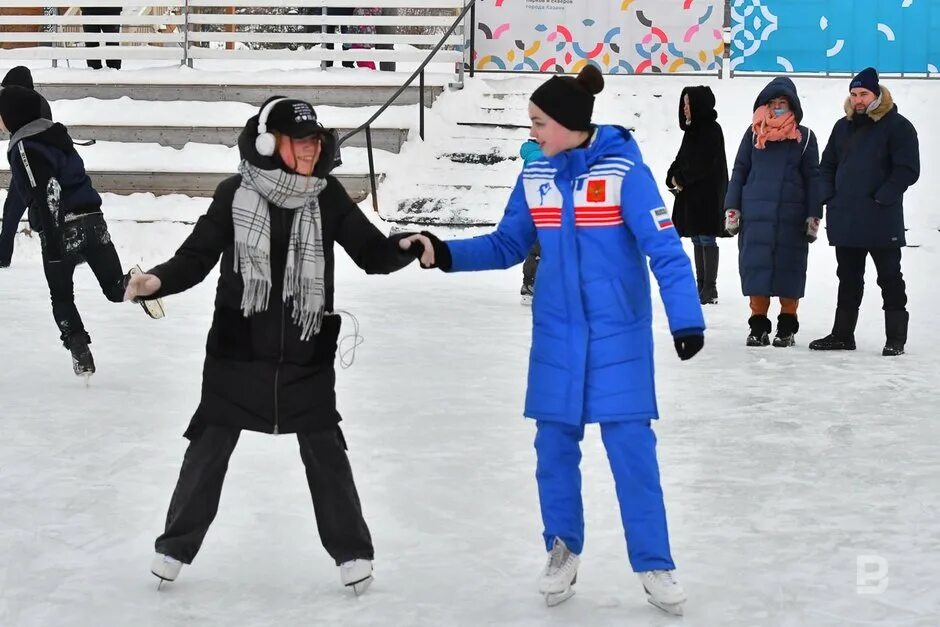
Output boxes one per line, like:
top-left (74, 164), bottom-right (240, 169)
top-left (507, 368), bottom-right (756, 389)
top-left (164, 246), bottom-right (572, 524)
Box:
top-left (473, 0), bottom-right (724, 74)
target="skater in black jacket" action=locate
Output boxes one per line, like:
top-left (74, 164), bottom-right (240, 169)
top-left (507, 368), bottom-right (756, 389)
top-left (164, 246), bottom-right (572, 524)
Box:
top-left (125, 97), bottom-right (418, 594)
top-left (0, 85), bottom-right (160, 378)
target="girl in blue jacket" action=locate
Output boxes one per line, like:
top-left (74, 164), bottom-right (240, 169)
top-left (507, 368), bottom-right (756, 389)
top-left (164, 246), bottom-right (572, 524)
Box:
top-left (400, 66), bottom-right (704, 615)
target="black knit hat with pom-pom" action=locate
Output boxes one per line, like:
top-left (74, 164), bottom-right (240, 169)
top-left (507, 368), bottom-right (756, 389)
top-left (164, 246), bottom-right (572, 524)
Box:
top-left (530, 65), bottom-right (604, 131)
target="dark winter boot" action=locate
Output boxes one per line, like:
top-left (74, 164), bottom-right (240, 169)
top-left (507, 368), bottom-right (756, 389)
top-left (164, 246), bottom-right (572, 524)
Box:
top-left (68, 333), bottom-right (95, 377)
top-left (746, 315), bottom-right (772, 347)
top-left (882, 310), bottom-right (909, 356)
top-left (692, 244), bottom-right (704, 296)
top-left (520, 282), bottom-right (534, 306)
top-left (809, 308), bottom-right (859, 351)
top-left (773, 313), bottom-right (800, 347)
top-left (699, 246), bottom-right (719, 305)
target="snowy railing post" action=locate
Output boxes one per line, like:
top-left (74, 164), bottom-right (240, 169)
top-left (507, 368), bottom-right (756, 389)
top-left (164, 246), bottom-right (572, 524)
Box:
top-left (183, 0), bottom-right (191, 67)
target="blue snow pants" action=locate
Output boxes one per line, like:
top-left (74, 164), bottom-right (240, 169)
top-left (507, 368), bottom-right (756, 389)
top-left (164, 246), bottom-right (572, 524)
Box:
top-left (534, 420), bottom-right (674, 572)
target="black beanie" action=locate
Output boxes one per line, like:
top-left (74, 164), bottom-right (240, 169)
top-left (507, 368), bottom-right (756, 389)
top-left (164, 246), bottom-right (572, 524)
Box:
top-left (850, 67), bottom-right (880, 96)
top-left (0, 85), bottom-right (43, 134)
top-left (530, 65), bottom-right (605, 131)
top-left (2, 66), bottom-right (34, 90)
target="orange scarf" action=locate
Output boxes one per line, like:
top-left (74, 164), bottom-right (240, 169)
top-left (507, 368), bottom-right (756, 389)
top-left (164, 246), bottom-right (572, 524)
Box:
top-left (751, 105), bottom-right (802, 149)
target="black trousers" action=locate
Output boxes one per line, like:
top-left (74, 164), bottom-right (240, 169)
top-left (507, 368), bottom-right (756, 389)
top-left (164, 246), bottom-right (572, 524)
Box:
top-left (81, 7), bottom-right (122, 70)
top-left (155, 424), bottom-right (374, 566)
top-left (835, 246), bottom-right (907, 312)
top-left (522, 240), bottom-right (541, 290)
top-left (41, 214), bottom-right (125, 347)
top-left (0, 190), bottom-right (27, 266)
top-left (323, 7), bottom-right (355, 68)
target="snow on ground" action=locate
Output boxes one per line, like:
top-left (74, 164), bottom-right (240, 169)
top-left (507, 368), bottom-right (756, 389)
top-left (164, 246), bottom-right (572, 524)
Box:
top-left (1, 216), bottom-right (938, 626)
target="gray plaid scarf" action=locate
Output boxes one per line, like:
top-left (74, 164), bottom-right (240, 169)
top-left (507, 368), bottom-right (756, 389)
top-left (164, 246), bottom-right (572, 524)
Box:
top-left (232, 160), bottom-right (328, 341)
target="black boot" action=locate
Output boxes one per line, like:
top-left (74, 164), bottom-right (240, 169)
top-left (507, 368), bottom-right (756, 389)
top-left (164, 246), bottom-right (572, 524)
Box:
top-left (747, 315), bottom-right (771, 346)
top-left (67, 333), bottom-right (96, 377)
top-left (773, 313), bottom-right (800, 347)
top-left (692, 244), bottom-right (704, 296)
top-left (700, 246), bottom-right (719, 305)
top-left (882, 310), bottom-right (908, 356)
top-left (809, 308), bottom-right (859, 351)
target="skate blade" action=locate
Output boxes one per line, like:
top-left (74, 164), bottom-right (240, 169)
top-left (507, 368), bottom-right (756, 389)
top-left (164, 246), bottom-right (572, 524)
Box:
top-left (141, 297), bottom-right (166, 320)
top-left (346, 575), bottom-right (373, 596)
top-left (83, 373), bottom-right (92, 387)
top-left (544, 587), bottom-right (575, 607)
top-left (647, 596), bottom-right (684, 616)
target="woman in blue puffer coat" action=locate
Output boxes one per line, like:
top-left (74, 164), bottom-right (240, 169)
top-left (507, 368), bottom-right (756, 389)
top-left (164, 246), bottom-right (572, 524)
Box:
top-left (398, 66), bottom-right (704, 615)
top-left (724, 77), bottom-right (823, 347)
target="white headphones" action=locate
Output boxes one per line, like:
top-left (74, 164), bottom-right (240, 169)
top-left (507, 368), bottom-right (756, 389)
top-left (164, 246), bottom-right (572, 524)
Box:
top-left (255, 97), bottom-right (289, 157)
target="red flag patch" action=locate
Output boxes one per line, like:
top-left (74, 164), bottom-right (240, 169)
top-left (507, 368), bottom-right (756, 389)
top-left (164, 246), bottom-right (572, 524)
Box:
top-left (586, 179), bottom-right (606, 203)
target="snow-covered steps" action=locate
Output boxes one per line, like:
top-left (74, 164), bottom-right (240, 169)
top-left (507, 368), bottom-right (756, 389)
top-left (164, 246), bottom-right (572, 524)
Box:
top-left (46, 98), bottom-right (417, 152)
top-left (391, 184), bottom-right (513, 227)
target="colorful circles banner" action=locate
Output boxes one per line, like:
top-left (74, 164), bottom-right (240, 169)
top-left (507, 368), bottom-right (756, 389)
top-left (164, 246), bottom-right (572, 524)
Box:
top-left (473, 0), bottom-right (725, 74)
top-left (730, 0), bottom-right (940, 73)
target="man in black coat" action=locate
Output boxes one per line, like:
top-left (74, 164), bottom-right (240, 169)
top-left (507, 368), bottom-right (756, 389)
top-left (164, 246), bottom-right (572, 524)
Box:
top-left (0, 66), bottom-right (53, 267)
top-left (810, 68), bottom-right (920, 356)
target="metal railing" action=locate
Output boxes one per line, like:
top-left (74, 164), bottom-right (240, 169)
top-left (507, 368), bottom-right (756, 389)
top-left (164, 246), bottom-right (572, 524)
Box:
top-left (0, 1), bottom-right (465, 74)
top-left (336, 0), bottom-right (472, 213)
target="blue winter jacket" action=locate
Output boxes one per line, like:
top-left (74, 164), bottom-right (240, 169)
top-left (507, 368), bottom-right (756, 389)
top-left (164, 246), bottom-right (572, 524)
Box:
top-left (447, 125), bottom-right (704, 425)
top-left (725, 77), bottom-right (823, 299)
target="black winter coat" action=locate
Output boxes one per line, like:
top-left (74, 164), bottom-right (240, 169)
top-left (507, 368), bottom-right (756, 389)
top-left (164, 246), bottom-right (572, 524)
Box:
top-left (725, 77), bottom-right (823, 299)
top-left (820, 87), bottom-right (920, 248)
top-left (666, 86), bottom-right (728, 238)
top-left (149, 121), bottom-right (415, 438)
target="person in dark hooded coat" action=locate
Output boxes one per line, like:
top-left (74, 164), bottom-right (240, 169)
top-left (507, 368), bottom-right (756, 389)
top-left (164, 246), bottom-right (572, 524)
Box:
top-left (724, 77), bottom-right (823, 348)
top-left (124, 96), bottom-right (419, 593)
top-left (0, 85), bottom-right (156, 376)
top-left (666, 86), bottom-right (728, 305)
top-left (1, 66), bottom-right (53, 267)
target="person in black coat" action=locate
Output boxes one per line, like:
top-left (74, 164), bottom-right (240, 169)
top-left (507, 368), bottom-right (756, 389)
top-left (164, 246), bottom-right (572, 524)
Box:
top-left (0, 85), bottom-right (156, 376)
top-left (80, 6), bottom-right (123, 70)
top-left (724, 77), bottom-right (822, 347)
top-left (666, 86), bottom-right (727, 305)
top-left (125, 97), bottom-right (418, 593)
top-left (809, 68), bottom-right (920, 356)
top-left (1, 67), bottom-right (53, 268)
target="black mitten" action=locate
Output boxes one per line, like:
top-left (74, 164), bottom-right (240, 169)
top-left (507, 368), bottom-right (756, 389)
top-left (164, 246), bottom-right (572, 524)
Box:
top-left (674, 334), bottom-right (704, 361)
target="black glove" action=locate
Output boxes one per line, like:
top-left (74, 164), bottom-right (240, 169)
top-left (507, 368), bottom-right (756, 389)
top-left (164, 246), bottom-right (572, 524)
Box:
top-left (674, 334), bottom-right (704, 361)
top-left (401, 230), bottom-right (452, 271)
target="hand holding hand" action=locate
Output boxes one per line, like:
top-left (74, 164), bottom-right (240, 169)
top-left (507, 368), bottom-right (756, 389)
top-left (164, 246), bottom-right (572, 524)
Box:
top-left (804, 216), bottom-right (820, 243)
top-left (398, 231), bottom-right (452, 270)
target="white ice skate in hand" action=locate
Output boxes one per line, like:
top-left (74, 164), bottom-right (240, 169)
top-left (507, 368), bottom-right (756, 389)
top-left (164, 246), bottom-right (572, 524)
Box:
top-left (538, 538), bottom-right (579, 607)
top-left (127, 264), bottom-right (165, 319)
top-left (638, 570), bottom-right (686, 616)
top-left (340, 559), bottom-right (373, 596)
top-left (151, 553), bottom-right (183, 587)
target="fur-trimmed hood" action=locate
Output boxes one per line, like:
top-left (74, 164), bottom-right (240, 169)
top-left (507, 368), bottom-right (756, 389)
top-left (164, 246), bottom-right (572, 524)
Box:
top-left (844, 86), bottom-right (895, 122)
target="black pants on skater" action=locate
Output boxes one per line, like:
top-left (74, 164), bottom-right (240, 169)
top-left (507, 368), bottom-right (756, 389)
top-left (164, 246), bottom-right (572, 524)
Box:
top-left (323, 7), bottom-right (355, 68)
top-left (521, 240), bottom-right (540, 293)
top-left (835, 246), bottom-right (907, 311)
top-left (80, 7), bottom-right (122, 70)
top-left (155, 424), bottom-right (374, 565)
top-left (41, 214), bottom-right (126, 347)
